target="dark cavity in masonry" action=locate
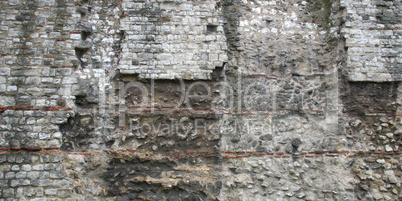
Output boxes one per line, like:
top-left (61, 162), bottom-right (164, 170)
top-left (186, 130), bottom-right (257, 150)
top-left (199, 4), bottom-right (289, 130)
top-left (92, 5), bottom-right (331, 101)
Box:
top-left (75, 48), bottom-right (87, 67)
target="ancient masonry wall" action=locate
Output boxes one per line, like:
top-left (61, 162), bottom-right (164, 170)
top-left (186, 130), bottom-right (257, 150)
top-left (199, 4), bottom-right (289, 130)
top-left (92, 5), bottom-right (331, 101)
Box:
top-left (342, 0), bottom-right (402, 81)
top-left (118, 0), bottom-right (228, 79)
top-left (0, 0), bottom-right (401, 200)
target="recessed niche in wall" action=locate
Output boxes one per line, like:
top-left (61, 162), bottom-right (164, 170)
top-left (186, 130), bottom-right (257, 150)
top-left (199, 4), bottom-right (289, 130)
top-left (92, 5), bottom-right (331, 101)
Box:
top-left (207, 25), bottom-right (217, 33)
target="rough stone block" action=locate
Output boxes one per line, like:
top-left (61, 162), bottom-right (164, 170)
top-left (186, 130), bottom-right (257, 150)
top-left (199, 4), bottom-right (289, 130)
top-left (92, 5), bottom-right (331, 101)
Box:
top-left (44, 189), bottom-right (57, 195)
top-left (32, 179), bottom-right (52, 187)
top-left (2, 188), bottom-right (14, 197)
top-left (0, 68), bottom-right (10, 76)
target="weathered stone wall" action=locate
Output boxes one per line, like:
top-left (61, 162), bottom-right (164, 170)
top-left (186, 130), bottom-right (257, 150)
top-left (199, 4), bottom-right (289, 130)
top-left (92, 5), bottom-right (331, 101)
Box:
top-left (119, 0), bottom-right (228, 79)
top-left (0, 0), bottom-right (401, 200)
top-left (0, 153), bottom-right (73, 200)
top-left (222, 0), bottom-right (337, 76)
top-left (341, 0), bottom-right (402, 81)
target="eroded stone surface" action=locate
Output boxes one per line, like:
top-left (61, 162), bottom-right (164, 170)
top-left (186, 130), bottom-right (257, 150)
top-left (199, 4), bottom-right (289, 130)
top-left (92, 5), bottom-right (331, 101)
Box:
top-left (0, 0), bottom-right (401, 200)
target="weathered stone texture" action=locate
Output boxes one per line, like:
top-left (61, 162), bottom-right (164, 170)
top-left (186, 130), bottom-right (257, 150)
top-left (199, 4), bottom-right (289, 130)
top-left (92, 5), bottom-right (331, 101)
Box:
top-left (0, 0), bottom-right (401, 200)
top-left (0, 153), bottom-right (72, 200)
top-left (118, 0), bottom-right (228, 80)
top-left (222, 0), bottom-right (338, 77)
top-left (341, 0), bottom-right (402, 81)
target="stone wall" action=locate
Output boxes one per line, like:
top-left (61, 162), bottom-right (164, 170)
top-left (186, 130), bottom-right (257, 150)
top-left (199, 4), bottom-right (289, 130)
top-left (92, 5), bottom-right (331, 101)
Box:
top-left (119, 0), bottom-right (228, 80)
top-left (0, 0), bottom-right (401, 200)
top-left (341, 0), bottom-right (402, 81)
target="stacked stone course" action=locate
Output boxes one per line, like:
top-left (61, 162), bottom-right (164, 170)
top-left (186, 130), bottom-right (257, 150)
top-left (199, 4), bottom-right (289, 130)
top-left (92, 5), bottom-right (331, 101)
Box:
top-left (0, 0), bottom-right (401, 200)
top-left (341, 0), bottom-right (402, 81)
top-left (118, 0), bottom-right (228, 79)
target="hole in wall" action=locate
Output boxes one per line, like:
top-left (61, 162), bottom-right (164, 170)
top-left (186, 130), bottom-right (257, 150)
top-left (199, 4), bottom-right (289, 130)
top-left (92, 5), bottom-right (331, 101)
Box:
top-left (74, 95), bottom-right (88, 105)
top-left (119, 30), bottom-right (125, 40)
top-left (75, 48), bottom-right (85, 60)
top-left (206, 25), bottom-right (217, 33)
top-left (81, 31), bottom-right (90, 40)
top-left (75, 47), bottom-right (88, 67)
